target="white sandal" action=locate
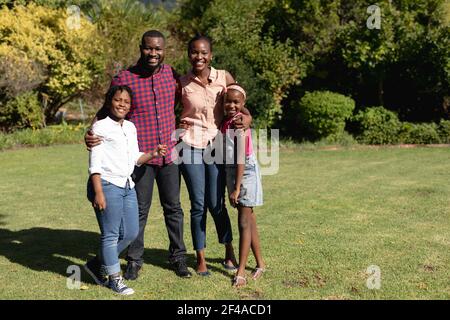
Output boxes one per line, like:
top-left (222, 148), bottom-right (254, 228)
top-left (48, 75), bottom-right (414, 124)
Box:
top-left (232, 275), bottom-right (247, 287)
top-left (251, 267), bottom-right (266, 280)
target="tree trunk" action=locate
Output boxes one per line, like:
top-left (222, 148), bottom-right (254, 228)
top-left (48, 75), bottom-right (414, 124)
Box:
top-left (44, 94), bottom-right (78, 124)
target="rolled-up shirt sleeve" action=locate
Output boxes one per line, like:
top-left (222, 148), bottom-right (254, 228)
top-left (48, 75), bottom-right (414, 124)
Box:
top-left (88, 123), bottom-right (105, 175)
top-left (130, 124), bottom-right (144, 166)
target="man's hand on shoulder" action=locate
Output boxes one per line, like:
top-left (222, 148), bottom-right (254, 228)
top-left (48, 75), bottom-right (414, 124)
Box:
top-left (84, 129), bottom-right (103, 151)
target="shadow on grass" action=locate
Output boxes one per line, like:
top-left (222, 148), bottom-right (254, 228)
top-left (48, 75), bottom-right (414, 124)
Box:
top-left (0, 214), bottom-right (6, 226)
top-left (142, 249), bottom-right (235, 277)
top-left (0, 227), bottom-right (234, 283)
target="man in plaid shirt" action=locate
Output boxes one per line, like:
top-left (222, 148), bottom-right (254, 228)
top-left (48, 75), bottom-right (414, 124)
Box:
top-left (85, 30), bottom-right (191, 280)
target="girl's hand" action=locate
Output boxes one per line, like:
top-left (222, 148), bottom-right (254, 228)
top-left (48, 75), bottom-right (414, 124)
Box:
top-left (152, 144), bottom-right (168, 158)
top-left (229, 189), bottom-right (240, 208)
top-left (93, 192), bottom-right (106, 212)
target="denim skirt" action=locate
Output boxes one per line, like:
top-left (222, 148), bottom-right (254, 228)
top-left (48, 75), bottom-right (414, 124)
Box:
top-left (225, 154), bottom-right (263, 207)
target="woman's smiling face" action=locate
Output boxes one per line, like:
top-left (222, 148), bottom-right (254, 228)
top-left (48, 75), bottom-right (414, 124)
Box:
top-left (188, 39), bottom-right (212, 73)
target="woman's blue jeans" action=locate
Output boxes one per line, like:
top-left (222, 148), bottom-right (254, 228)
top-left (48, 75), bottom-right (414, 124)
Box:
top-left (180, 146), bottom-right (233, 251)
top-left (95, 179), bottom-right (139, 275)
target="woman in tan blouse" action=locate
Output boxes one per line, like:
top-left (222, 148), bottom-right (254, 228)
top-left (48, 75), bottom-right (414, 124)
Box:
top-left (178, 34), bottom-right (252, 276)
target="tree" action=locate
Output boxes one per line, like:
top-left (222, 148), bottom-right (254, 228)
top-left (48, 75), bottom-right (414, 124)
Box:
top-left (0, 3), bottom-right (104, 127)
top-left (336, 1), bottom-right (400, 107)
top-left (265, 0), bottom-right (450, 124)
top-left (83, 0), bottom-right (167, 79)
top-left (171, 0), bottom-right (305, 128)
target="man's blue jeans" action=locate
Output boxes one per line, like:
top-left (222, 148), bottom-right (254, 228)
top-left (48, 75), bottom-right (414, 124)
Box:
top-left (180, 146), bottom-right (233, 251)
top-left (95, 179), bottom-right (139, 275)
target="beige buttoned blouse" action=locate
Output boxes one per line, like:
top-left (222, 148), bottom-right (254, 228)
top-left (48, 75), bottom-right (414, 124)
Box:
top-left (179, 67), bottom-right (227, 148)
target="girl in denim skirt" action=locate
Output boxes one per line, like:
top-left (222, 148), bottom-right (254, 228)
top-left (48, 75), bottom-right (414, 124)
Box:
top-left (221, 83), bottom-right (266, 287)
top-left (86, 85), bottom-right (167, 295)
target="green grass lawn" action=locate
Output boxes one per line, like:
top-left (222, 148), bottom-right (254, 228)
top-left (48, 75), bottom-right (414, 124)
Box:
top-left (0, 144), bottom-right (449, 300)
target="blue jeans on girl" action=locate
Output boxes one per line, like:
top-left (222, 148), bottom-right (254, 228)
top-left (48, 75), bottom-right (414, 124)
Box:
top-left (95, 179), bottom-right (139, 275)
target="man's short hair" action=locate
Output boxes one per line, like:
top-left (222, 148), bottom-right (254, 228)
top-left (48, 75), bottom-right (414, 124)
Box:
top-left (141, 30), bottom-right (166, 45)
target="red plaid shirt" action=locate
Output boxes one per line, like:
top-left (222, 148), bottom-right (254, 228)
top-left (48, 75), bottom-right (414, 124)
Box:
top-left (111, 64), bottom-right (177, 166)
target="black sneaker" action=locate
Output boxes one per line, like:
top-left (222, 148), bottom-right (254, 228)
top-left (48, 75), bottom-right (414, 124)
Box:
top-left (123, 261), bottom-right (141, 281)
top-left (84, 257), bottom-right (108, 286)
top-left (172, 260), bottom-right (192, 278)
top-left (108, 276), bottom-right (134, 295)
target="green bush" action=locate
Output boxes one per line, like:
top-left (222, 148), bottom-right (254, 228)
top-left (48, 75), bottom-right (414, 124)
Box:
top-left (0, 91), bottom-right (44, 130)
top-left (353, 106), bottom-right (444, 145)
top-left (0, 123), bottom-right (87, 151)
top-left (297, 91), bottom-right (355, 141)
top-left (438, 120), bottom-right (450, 143)
top-left (352, 106), bottom-right (402, 144)
top-left (0, 131), bottom-right (14, 150)
top-left (321, 131), bottom-right (358, 146)
top-left (399, 122), bottom-right (441, 144)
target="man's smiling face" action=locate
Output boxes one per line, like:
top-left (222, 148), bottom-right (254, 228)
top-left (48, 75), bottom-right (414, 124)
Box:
top-left (140, 36), bottom-right (165, 70)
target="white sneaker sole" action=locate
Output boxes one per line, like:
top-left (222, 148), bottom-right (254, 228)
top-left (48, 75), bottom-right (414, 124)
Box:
top-left (110, 287), bottom-right (135, 295)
